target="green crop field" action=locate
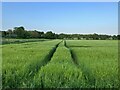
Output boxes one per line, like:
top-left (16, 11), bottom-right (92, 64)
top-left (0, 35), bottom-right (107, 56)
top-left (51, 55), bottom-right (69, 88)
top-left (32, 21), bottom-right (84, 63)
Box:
top-left (66, 40), bottom-right (119, 88)
top-left (1, 38), bottom-right (48, 44)
top-left (1, 39), bottom-right (119, 88)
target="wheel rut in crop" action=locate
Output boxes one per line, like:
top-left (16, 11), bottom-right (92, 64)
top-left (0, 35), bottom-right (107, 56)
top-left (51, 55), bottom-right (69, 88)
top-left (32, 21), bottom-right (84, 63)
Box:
top-left (64, 40), bottom-right (96, 87)
top-left (39, 41), bottom-right (62, 88)
top-left (22, 41), bottom-right (62, 87)
top-left (64, 40), bottom-right (78, 66)
top-left (47, 41), bottom-right (63, 63)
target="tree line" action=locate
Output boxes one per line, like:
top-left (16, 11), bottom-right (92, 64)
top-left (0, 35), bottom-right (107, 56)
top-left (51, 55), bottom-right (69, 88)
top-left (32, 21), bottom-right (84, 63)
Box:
top-left (1, 26), bottom-right (120, 40)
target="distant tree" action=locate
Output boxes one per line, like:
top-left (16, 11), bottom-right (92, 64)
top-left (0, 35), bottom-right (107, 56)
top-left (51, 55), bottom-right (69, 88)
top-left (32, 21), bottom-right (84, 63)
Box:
top-left (28, 30), bottom-right (40, 38)
top-left (58, 33), bottom-right (65, 39)
top-left (37, 31), bottom-right (44, 38)
top-left (13, 26), bottom-right (28, 38)
top-left (117, 35), bottom-right (120, 40)
top-left (112, 35), bottom-right (117, 40)
top-left (6, 29), bottom-right (13, 38)
top-left (2, 31), bottom-right (7, 37)
top-left (54, 34), bottom-right (59, 39)
top-left (93, 33), bottom-right (99, 40)
top-left (45, 31), bottom-right (55, 39)
top-left (1, 26), bottom-right (119, 40)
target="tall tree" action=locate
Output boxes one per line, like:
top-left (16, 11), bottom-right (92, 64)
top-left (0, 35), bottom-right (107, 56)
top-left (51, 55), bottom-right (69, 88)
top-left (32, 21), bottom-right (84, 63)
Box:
top-left (45, 31), bottom-right (55, 39)
top-left (13, 26), bottom-right (28, 38)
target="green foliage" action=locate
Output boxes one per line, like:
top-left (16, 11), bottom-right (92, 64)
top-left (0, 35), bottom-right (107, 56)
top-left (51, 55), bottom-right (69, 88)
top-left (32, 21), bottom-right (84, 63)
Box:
top-left (1, 26), bottom-right (119, 40)
top-left (44, 31), bottom-right (56, 39)
top-left (13, 26), bottom-right (27, 38)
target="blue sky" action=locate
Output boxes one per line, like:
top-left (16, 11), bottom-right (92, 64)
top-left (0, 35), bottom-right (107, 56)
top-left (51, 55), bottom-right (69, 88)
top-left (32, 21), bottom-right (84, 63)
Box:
top-left (2, 2), bottom-right (118, 35)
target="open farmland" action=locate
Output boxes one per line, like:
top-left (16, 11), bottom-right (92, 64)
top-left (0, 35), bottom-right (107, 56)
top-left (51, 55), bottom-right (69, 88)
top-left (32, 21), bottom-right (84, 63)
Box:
top-left (2, 40), bottom-right (61, 88)
top-left (66, 40), bottom-right (119, 88)
top-left (33, 41), bottom-right (85, 88)
top-left (2, 40), bottom-right (119, 88)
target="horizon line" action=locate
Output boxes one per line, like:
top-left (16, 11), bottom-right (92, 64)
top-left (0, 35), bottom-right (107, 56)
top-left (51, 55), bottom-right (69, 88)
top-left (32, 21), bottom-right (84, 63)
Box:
top-left (1, 29), bottom-right (118, 35)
